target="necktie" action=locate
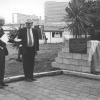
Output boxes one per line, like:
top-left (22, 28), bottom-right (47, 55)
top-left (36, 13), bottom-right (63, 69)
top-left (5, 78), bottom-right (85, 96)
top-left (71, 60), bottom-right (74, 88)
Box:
top-left (27, 29), bottom-right (33, 47)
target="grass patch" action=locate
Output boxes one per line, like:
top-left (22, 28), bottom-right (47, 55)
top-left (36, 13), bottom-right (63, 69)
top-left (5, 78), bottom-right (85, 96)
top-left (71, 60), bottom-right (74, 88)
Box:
top-left (5, 43), bottom-right (63, 77)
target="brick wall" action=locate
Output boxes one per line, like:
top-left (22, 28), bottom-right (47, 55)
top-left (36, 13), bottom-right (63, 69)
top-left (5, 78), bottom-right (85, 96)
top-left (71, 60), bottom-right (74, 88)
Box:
top-left (52, 40), bottom-right (93, 73)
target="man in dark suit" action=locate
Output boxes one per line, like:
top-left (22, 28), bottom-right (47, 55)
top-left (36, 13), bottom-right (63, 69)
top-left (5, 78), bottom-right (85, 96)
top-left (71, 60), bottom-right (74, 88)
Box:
top-left (0, 25), bottom-right (8, 88)
top-left (18, 20), bottom-right (39, 82)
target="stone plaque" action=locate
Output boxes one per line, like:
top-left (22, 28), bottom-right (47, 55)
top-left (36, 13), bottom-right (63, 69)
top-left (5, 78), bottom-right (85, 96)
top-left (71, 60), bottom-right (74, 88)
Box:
top-left (69, 38), bottom-right (87, 54)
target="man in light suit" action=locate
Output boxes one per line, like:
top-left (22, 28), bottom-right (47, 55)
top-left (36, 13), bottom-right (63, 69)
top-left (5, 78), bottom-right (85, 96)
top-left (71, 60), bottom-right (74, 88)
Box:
top-left (18, 20), bottom-right (39, 82)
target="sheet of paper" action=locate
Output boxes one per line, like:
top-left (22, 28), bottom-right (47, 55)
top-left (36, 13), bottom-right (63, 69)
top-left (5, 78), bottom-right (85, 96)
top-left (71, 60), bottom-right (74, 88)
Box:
top-left (0, 33), bottom-right (8, 43)
top-left (14, 37), bottom-right (21, 42)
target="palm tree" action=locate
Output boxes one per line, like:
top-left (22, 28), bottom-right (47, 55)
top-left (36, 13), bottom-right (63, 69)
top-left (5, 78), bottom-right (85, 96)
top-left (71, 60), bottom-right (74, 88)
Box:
top-left (8, 29), bottom-right (22, 61)
top-left (8, 29), bottom-right (20, 49)
top-left (65, 0), bottom-right (95, 38)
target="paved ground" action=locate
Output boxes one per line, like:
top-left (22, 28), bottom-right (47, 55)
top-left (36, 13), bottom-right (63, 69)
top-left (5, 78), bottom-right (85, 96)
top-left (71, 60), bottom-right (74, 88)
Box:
top-left (1, 75), bottom-right (100, 100)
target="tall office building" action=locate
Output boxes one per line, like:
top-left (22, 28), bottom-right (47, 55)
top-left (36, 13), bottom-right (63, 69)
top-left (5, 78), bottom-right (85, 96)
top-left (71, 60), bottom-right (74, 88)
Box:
top-left (44, 1), bottom-right (68, 43)
top-left (45, 1), bottom-right (68, 27)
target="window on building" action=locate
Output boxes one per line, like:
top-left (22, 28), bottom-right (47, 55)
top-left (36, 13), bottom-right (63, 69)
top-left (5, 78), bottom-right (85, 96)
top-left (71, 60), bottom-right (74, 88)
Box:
top-left (52, 32), bottom-right (62, 38)
top-left (52, 32), bottom-right (55, 37)
top-left (59, 32), bottom-right (62, 37)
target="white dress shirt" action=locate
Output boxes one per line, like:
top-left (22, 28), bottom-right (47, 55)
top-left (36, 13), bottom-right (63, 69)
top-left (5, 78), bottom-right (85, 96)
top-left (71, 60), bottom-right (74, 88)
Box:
top-left (27, 28), bottom-right (34, 47)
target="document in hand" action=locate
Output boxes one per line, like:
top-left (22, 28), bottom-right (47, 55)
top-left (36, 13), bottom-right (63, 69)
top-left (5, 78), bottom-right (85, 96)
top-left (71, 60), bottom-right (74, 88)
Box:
top-left (0, 33), bottom-right (8, 43)
top-left (14, 37), bottom-right (21, 42)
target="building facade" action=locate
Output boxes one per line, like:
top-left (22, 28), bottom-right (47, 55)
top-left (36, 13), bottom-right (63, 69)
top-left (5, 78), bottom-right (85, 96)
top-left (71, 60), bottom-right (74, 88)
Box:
top-left (45, 1), bottom-right (67, 24)
top-left (44, 1), bottom-right (68, 43)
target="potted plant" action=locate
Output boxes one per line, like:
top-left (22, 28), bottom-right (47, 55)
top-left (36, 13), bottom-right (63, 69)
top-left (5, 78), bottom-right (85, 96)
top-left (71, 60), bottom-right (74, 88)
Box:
top-left (65, 0), bottom-right (95, 54)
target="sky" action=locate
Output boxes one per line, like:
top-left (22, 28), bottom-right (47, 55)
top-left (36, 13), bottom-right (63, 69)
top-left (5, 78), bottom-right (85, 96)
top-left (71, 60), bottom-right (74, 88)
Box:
top-left (0, 0), bottom-right (68, 23)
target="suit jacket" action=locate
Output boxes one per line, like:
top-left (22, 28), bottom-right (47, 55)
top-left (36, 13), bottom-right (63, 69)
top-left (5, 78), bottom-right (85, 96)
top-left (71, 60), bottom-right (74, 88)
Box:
top-left (18, 27), bottom-right (39, 54)
top-left (90, 32), bottom-right (100, 41)
top-left (0, 28), bottom-right (8, 56)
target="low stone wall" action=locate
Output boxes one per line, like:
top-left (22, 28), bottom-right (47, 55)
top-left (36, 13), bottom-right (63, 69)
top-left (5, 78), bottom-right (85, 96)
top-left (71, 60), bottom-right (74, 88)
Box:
top-left (52, 40), bottom-right (95, 73)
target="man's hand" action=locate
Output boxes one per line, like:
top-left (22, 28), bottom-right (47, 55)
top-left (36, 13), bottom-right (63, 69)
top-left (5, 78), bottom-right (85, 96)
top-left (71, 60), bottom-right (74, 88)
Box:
top-left (14, 38), bottom-right (22, 42)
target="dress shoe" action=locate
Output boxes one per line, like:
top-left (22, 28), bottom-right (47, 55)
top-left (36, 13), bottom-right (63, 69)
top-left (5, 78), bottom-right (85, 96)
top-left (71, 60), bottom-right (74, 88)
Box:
top-left (0, 85), bottom-right (4, 89)
top-left (1, 83), bottom-right (8, 86)
top-left (0, 83), bottom-right (8, 89)
top-left (25, 78), bottom-right (33, 82)
top-left (32, 78), bottom-right (37, 81)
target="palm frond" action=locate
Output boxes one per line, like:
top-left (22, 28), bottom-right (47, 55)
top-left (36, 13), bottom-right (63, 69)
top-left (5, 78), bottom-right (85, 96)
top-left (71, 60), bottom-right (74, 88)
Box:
top-left (8, 29), bottom-right (20, 49)
top-left (64, 0), bottom-right (96, 38)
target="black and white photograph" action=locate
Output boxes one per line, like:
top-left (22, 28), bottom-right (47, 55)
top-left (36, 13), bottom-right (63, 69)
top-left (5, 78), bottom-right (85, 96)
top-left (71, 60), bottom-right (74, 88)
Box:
top-left (0, 0), bottom-right (100, 100)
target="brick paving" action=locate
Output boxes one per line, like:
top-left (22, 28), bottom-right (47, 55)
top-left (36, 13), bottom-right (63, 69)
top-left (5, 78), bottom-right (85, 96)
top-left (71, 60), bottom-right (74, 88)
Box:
top-left (0, 75), bottom-right (100, 100)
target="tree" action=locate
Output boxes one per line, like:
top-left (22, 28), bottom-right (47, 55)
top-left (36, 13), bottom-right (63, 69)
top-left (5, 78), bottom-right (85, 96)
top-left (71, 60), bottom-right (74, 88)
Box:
top-left (8, 29), bottom-right (20, 49)
top-left (65, 0), bottom-right (95, 38)
top-left (8, 29), bottom-right (22, 61)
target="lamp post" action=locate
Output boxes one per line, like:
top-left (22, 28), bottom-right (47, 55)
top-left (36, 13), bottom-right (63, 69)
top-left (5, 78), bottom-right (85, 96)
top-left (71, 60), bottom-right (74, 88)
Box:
top-left (0, 17), bottom-right (5, 26)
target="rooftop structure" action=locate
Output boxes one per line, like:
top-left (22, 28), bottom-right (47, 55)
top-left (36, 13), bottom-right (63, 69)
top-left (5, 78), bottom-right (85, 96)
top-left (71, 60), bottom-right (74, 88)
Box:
top-left (12, 13), bottom-right (40, 25)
